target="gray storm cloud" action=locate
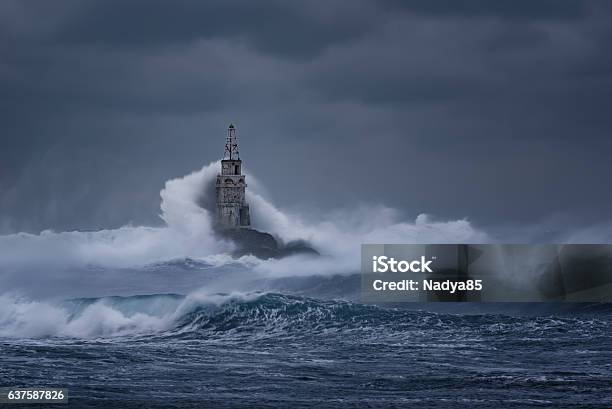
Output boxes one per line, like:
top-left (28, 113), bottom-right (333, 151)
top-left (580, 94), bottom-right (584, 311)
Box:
top-left (0, 0), bottom-right (611, 237)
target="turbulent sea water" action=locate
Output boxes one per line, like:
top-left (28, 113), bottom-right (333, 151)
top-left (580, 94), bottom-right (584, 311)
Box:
top-left (1, 163), bottom-right (611, 408)
top-left (2, 289), bottom-right (611, 408)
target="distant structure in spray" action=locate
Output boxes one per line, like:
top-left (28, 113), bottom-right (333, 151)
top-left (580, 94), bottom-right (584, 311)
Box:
top-left (215, 124), bottom-right (251, 228)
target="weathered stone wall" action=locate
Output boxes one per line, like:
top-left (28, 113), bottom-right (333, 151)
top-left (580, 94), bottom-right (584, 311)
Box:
top-left (216, 159), bottom-right (250, 228)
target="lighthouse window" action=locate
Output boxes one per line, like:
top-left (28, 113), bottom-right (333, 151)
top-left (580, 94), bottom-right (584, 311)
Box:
top-left (235, 164), bottom-right (240, 174)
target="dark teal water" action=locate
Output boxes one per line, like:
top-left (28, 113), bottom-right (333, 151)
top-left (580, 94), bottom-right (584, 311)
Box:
top-left (1, 293), bottom-right (611, 408)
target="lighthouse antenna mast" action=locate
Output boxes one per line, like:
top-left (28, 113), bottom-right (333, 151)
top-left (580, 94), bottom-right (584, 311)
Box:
top-left (224, 124), bottom-right (240, 160)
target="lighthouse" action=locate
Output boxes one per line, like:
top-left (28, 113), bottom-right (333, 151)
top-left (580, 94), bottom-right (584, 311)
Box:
top-left (215, 124), bottom-right (251, 228)
top-left (213, 124), bottom-right (317, 258)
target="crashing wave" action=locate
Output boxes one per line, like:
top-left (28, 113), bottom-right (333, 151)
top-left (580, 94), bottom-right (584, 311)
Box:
top-left (0, 162), bottom-right (487, 274)
top-left (1, 292), bottom-right (609, 341)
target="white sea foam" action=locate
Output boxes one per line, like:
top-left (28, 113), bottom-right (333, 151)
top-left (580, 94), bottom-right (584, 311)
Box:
top-left (0, 291), bottom-right (261, 339)
top-left (0, 161), bottom-right (488, 274)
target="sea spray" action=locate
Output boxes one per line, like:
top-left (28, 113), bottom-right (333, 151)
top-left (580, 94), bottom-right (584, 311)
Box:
top-left (0, 291), bottom-right (269, 339)
top-left (0, 162), bottom-right (487, 275)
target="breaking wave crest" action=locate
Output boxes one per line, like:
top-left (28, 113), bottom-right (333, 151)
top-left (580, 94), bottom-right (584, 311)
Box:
top-left (0, 161), bottom-right (488, 274)
top-left (1, 292), bottom-right (609, 340)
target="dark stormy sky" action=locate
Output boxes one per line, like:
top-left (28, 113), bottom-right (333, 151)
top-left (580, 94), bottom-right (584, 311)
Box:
top-left (1, 0), bottom-right (612, 235)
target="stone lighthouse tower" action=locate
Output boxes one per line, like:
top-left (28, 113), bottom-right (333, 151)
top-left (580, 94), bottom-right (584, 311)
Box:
top-left (215, 124), bottom-right (251, 229)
